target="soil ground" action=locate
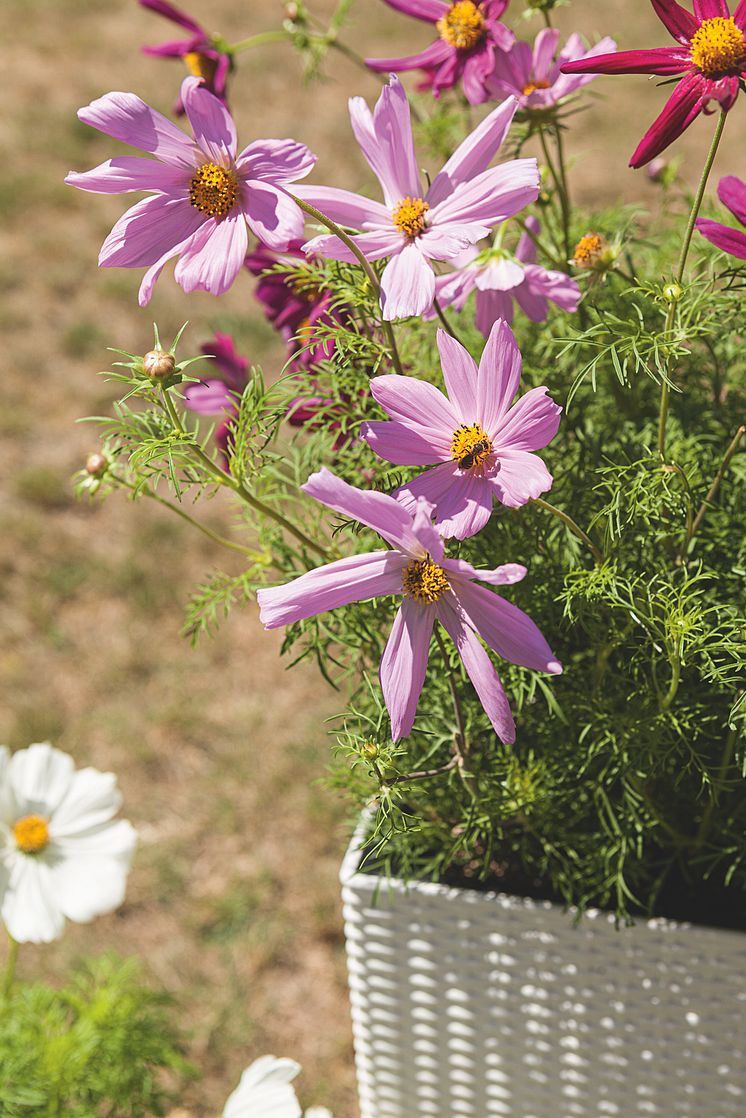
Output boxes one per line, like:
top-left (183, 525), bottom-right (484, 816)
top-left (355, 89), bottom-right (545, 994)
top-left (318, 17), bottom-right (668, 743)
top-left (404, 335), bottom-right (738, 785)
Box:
top-left (1, 1), bottom-right (744, 1114)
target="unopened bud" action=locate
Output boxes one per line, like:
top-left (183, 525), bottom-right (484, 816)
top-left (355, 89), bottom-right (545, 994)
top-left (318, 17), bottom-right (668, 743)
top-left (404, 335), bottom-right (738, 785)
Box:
top-left (143, 350), bottom-right (176, 378)
top-left (285, 1), bottom-right (300, 18)
top-left (663, 282), bottom-right (683, 303)
top-left (360, 740), bottom-right (380, 761)
top-left (85, 452), bottom-right (108, 477)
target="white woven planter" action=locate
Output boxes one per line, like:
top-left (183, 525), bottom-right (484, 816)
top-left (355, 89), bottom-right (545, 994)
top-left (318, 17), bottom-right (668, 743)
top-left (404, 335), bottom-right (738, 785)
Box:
top-left (340, 817), bottom-right (746, 1118)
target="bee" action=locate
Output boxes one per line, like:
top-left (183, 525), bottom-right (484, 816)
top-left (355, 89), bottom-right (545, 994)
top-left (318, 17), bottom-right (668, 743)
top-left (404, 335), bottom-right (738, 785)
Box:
top-left (458, 439), bottom-right (491, 470)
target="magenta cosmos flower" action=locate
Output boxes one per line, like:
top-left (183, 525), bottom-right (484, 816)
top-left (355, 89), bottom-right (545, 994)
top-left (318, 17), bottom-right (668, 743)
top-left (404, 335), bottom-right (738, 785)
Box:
top-left (696, 174), bottom-right (746, 257)
top-left (139, 0), bottom-right (233, 112)
top-left (184, 332), bottom-right (249, 463)
top-left (361, 321), bottom-right (561, 540)
top-left (561, 0), bottom-right (746, 167)
top-left (66, 77), bottom-right (315, 305)
top-left (257, 468), bottom-right (561, 743)
top-left (429, 217), bottom-right (581, 336)
top-left (489, 28), bottom-right (617, 110)
top-left (366, 0), bottom-right (513, 104)
top-left (299, 77), bottom-right (539, 321)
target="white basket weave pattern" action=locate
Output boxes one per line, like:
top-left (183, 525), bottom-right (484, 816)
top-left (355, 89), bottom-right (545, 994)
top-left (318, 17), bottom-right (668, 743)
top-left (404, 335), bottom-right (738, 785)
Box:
top-left (340, 823), bottom-right (746, 1118)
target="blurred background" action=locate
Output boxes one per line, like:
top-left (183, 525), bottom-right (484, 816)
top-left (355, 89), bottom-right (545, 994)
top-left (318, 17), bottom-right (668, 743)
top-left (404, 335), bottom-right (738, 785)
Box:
top-left (1, 0), bottom-right (743, 1113)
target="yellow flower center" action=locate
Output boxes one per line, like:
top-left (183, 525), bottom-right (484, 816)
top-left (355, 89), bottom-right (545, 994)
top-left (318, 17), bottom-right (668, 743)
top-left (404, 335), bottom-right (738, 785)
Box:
top-left (522, 79), bottom-right (551, 96)
top-left (572, 232), bottom-right (606, 269)
top-left (13, 814), bottom-right (50, 854)
top-left (392, 196), bottom-right (430, 239)
top-left (184, 51), bottom-right (219, 84)
top-left (689, 17), bottom-right (746, 77)
top-left (189, 162), bottom-right (239, 218)
top-left (402, 557), bottom-right (450, 604)
top-left (451, 423), bottom-right (493, 469)
top-left (437, 1), bottom-right (486, 50)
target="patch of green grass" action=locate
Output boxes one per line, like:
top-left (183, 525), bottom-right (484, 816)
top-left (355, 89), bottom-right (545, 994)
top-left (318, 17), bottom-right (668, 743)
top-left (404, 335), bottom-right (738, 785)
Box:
top-left (15, 467), bottom-right (72, 510)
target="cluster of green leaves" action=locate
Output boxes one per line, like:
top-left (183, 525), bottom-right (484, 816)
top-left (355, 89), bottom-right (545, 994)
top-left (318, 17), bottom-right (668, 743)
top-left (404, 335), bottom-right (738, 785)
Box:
top-left (0, 955), bottom-right (189, 1117)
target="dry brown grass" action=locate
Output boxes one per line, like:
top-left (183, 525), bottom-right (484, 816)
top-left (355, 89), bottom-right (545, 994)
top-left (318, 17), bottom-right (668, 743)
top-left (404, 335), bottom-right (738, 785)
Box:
top-left (2, 1), bottom-right (744, 1113)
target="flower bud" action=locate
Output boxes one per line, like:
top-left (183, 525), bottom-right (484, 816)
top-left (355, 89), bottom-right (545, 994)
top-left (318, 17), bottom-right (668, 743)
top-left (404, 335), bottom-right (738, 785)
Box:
top-left (663, 282), bottom-right (683, 303)
top-left (143, 350), bottom-right (176, 379)
top-left (285, 1), bottom-right (299, 17)
top-left (85, 452), bottom-right (108, 477)
top-left (360, 740), bottom-right (380, 761)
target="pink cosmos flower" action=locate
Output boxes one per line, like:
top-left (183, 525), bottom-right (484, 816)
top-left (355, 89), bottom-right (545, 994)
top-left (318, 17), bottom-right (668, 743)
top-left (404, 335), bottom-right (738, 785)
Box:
top-left (365, 0), bottom-right (514, 105)
top-left (696, 174), bottom-right (746, 257)
top-left (66, 77), bottom-right (316, 305)
top-left (361, 322), bottom-right (561, 540)
top-left (489, 28), bottom-right (617, 110)
top-left (428, 217), bottom-right (581, 336)
top-left (257, 468), bottom-right (561, 743)
top-left (184, 332), bottom-right (250, 463)
top-left (561, 0), bottom-right (746, 167)
top-left (139, 0), bottom-right (233, 113)
top-left (299, 77), bottom-right (539, 321)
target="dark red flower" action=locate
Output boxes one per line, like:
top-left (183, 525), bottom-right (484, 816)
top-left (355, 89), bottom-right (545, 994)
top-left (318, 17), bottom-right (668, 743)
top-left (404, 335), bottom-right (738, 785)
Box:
top-left (139, 0), bottom-right (232, 113)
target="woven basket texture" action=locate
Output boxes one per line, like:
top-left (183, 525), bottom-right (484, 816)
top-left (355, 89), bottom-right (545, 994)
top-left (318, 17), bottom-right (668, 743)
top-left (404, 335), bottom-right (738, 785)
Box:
top-left (340, 821), bottom-right (746, 1118)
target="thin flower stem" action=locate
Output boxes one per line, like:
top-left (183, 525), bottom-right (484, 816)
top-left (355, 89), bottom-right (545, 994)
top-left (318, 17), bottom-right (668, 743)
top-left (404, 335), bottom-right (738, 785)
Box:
top-left (110, 473), bottom-right (267, 561)
top-left (161, 390), bottom-right (329, 560)
top-left (658, 110), bottom-right (727, 460)
top-left (385, 755), bottom-right (460, 786)
top-left (2, 934), bottom-right (18, 999)
top-left (658, 652), bottom-right (681, 713)
top-left (433, 297), bottom-right (465, 346)
top-left (289, 194), bottom-right (405, 376)
top-left (694, 726), bottom-right (738, 849)
top-left (551, 122), bottom-right (573, 265)
top-left (516, 217), bottom-right (557, 264)
top-left (679, 424), bottom-right (745, 560)
top-left (229, 30), bottom-right (292, 53)
top-left (532, 497), bottom-right (604, 564)
top-left (538, 127), bottom-right (570, 264)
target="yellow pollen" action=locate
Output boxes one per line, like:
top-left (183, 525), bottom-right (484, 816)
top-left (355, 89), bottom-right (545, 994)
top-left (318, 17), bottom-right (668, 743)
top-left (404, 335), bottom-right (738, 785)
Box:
top-left (572, 232), bottom-right (606, 269)
top-left (451, 423), bottom-right (493, 470)
top-left (402, 557), bottom-right (450, 604)
top-left (437, 1), bottom-right (486, 50)
top-left (189, 162), bottom-right (239, 218)
top-left (522, 79), bottom-right (551, 96)
top-left (392, 196), bottom-right (430, 239)
top-left (13, 814), bottom-right (50, 854)
top-left (689, 17), bottom-right (746, 76)
top-left (184, 51), bottom-right (219, 84)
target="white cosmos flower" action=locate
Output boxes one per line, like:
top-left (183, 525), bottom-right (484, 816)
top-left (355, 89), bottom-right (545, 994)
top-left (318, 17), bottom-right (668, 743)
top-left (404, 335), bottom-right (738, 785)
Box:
top-left (0, 742), bottom-right (137, 944)
top-left (223, 1056), bottom-right (332, 1118)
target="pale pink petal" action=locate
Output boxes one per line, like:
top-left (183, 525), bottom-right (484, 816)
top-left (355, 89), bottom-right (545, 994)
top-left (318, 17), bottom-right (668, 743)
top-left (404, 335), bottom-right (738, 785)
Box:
top-left (419, 223), bottom-right (491, 260)
top-left (361, 419), bottom-right (452, 464)
top-left (475, 257), bottom-right (525, 291)
top-left (717, 175), bottom-right (746, 225)
top-left (396, 463), bottom-right (494, 541)
top-left (138, 240), bottom-right (186, 305)
top-left (174, 209), bottom-right (247, 295)
top-left (493, 449), bottom-right (554, 507)
top-left (380, 599), bottom-right (435, 741)
top-left (410, 497), bottom-right (445, 562)
top-left (430, 159), bottom-right (540, 228)
top-left (380, 243), bottom-right (435, 320)
top-left (520, 266), bottom-right (581, 317)
top-left (303, 229), bottom-right (401, 263)
top-left (515, 217), bottom-right (539, 264)
top-left (243, 181), bottom-right (304, 249)
top-left (98, 193), bottom-right (202, 267)
top-left (378, 0), bottom-right (447, 18)
top-left (302, 467), bottom-right (425, 555)
top-left (427, 97), bottom-right (520, 208)
top-left (366, 40), bottom-right (452, 74)
top-left (436, 329), bottom-right (479, 419)
top-left (437, 595), bottom-right (516, 743)
top-left (494, 386), bottom-right (562, 452)
top-left (444, 559), bottom-right (527, 586)
top-left (77, 91), bottom-right (198, 168)
top-left (184, 380), bottom-right (235, 416)
top-left (512, 279), bottom-right (548, 322)
top-left (349, 76), bottom-right (422, 208)
top-left (456, 580), bottom-right (562, 673)
top-left (236, 138), bottom-right (316, 184)
top-left (257, 551), bottom-right (407, 629)
top-left (65, 156), bottom-right (188, 194)
top-left (370, 374), bottom-right (459, 430)
top-left (294, 184), bottom-right (390, 228)
top-left (181, 76), bottom-right (237, 162)
top-left (476, 288), bottom-right (514, 334)
top-left (533, 27), bottom-right (561, 79)
top-left (478, 319), bottom-right (523, 435)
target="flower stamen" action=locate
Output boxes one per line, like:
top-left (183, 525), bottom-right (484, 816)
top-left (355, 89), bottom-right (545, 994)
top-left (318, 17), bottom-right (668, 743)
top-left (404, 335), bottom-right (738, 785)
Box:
top-left (451, 423), bottom-right (493, 470)
top-left (572, 232), bottom-right (606, 269)
top-left (437, 1), bottom-right (487, 51)
top-left (14, 814), bottom-right (50, 854)
top-left (689, 17), bottom-right (746, 77)
top-left (184, 52), bottom-right (219, 84)
top-left (522, 79), bottom-right (551, 96)
top-left (189, 162), bottom-right (239, 218)
top-left (392, 196), bottom-right (430, 239)
top-left (402, 557), bottom-right (450, 604)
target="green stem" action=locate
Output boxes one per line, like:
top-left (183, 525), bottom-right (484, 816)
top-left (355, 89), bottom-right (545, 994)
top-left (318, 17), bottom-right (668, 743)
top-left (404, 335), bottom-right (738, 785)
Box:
top-left (658, 110), bottom-right (726, 460)
top-left (659, 652), bottom-right (680, 713)
top-left (678, 424), bottom-right (745, 560)
top-left (694, 726), bottom-right (738, 849)
top-left (229, 30), bottom-right (291, 53)
top-left (516, 217), bottom-right (557, 264)
top-left (3, 934), bottom-right (18, 999)
top-left (289, 194), bottom-right (405, 376)
top-left (433, 297), bottom-right (465, 346)
top-left (161, 391), bottom-right (328, 561)
top-left (538, 127), bottom-right (570, 263)
top-left (532, 497), bottom-right (604, 564)
top-left (551, 122), bottom-right (573, 266)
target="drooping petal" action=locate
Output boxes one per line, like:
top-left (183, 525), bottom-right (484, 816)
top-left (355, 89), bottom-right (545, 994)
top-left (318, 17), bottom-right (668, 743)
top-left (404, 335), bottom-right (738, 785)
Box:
top-left (630, 73), bottom-right (705, 167)
top-left (361, 419), bottom-right (453, 464)
top-left (349, 77), bottom-right (421, 207)
top-left (78, 91), bottom-right (198, 168)
top-left (380, 243), bottom-right (435, 320)
top-left (1, 857), bottom-right (65, 944)
top-left (379, 0), bottom-right (448, 19)
top-left (242, 180), bottom-right (304, 249)
top-left (366, 40), bottom-right (452, 75)
top-left (533, 27), bottom-right (561, 79)
top-left (427, 97), bottom-right (520, 208)
top-left (476, 288), bottom-right (514, 335)
top-left (174, 208), bottom-right (247, 295)
top-left (493, 449), bottom-right (554, 507)
top-left (370, 374), bottom-right (459, 431)
top-left (561, 47), bottom-right (690, 76)
top-left (436, 595), bottom-right (516, 743)
top-left (257, 551), bottom-right (407, 629)
top-left (98, 193), bottom-right (202, 268)
top-left (294, 184), bottom-right (390, 228)
top-left (477, 319), bottom-right (523, 435)
top-left (138, 240), bottom-right (186, 305)
top-left (436, 328), bottom-right (479, 419)
top-left (236, 139), bottom-right (316, 184)
top-left (418, 222), bottom-right (492, 260)
top-left (303, 467), bottom-right (426, 555)
top-left (717, 175), bottom-right (746, 224)
top-left (224, 1056), bottom-right (302, 1118)
top-left (181, 76), bottom-right (237, 162)
top-left (379, 600), bottom-right (435, 741)
top-left (139, 0), bottom-right (205, 34)
top-left (475, 256), bottom-right (525, 291)
top-left (8, 743), bottom-right (74, 815)
top-left (456, 580), bottom-right (562, 673)
top-left (429, 159), bottom-right (540, 229)
top-left (493, 386), bottom-right (562, 452)
top-left (302, 228), bottom-right (401, 263)
top-left (519, 266), bottom-right (582, 318)
top-left (696, 217), bottom-right (746, 258)
top-left (65, 156), bottom-right (188, 194)
top-left (49, 768), bottom-right (121, 836)
top-left (184, 379), bottom-right (236, 416)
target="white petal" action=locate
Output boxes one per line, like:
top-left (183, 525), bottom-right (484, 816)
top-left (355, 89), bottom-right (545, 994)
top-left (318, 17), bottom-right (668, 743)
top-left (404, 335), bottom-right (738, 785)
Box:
top-left (48, 821), bottom-right (137, 923)
top-left (305, 1110), bottom-right (333, 1118)
top-left (0, 747), bottom-right (16, 825)
top-left (8, 743), bottom-right (74, 816)
top-left (1, 854), bottom-right (65, 944)
top-left (224, 1056), bottom-right (302, 1118)
top-left (50, 767), bottom-right (122, 837)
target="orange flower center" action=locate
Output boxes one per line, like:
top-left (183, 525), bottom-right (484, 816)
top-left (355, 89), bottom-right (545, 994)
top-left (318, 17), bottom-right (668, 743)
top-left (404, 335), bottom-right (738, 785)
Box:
top-left (189, 162), bottom-right (239, 218)
top-left (402, 558), bottom-right (450, 604)
top-left (572, 232), bottom-right (606, 269)
top-left (437, 1), bottom-right (486, 50)
top-left (689, 17), bottom-right (746, 77)
top-left (451, 423), bottom-right (493, 469)
top-left (13, 814), bottom-right (50, 854)
top-left (184, 51), bottom-right (219, 84)
top-left (392, 196), bottom-right (430, 239)
top-left (522, 79), bottom-right (551, 95)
